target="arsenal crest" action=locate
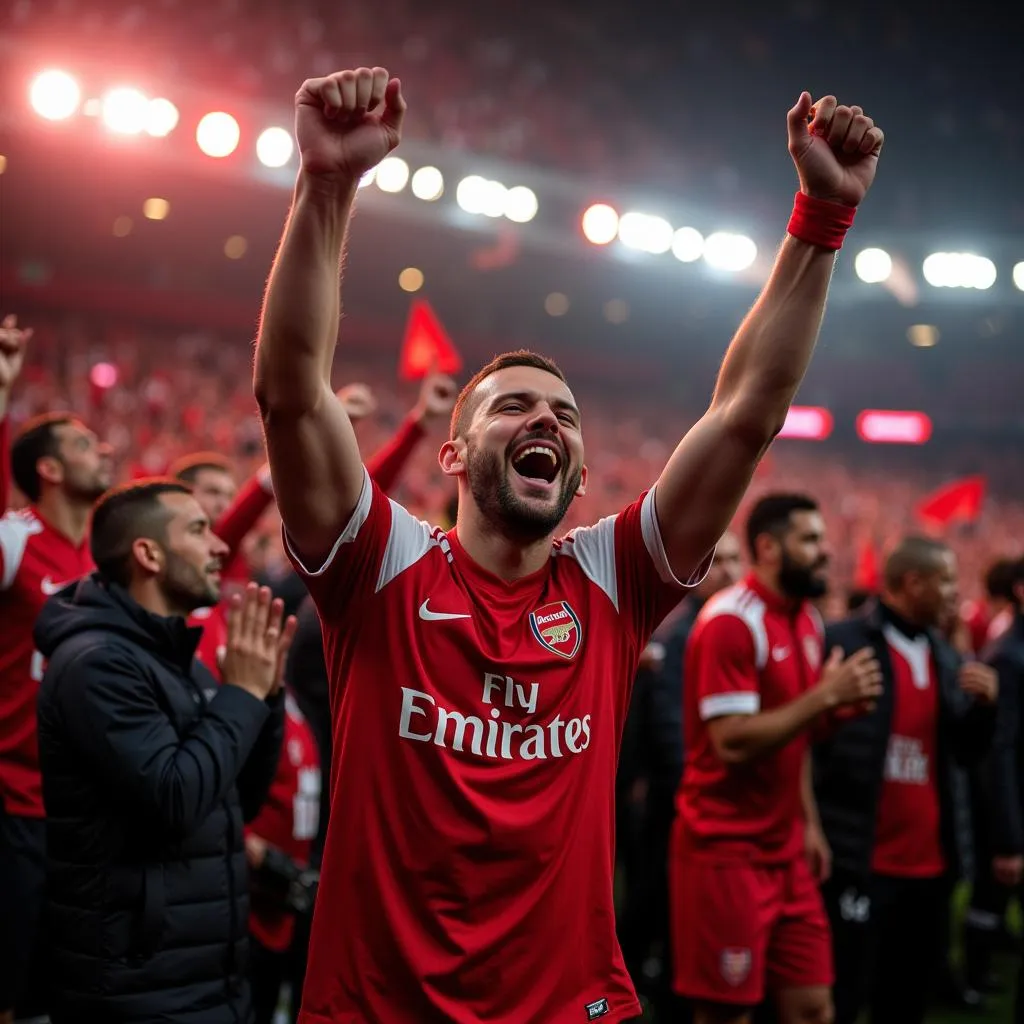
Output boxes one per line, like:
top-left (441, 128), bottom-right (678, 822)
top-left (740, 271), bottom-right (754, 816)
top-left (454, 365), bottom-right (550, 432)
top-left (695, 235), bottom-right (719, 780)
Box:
top-left (529, 600), bottom-right (582, 660)
top-left (720, 947), bottom-right (752, 987)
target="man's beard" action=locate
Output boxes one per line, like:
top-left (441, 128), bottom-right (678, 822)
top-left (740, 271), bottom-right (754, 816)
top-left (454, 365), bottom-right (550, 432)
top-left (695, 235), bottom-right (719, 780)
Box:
top-left (64, 467), bottom-right (111, 504)
top-left (778, 549), bottom-right (829, 599)
top-left (465, 440), bottom-right (581, 544)
top-left (161, 550), bottom-right (220, 616)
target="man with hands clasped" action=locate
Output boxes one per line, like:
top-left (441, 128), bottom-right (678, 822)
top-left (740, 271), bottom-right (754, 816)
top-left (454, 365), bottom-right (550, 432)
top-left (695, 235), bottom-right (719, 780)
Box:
top-left (34, 478), bottom-right (294, 1024)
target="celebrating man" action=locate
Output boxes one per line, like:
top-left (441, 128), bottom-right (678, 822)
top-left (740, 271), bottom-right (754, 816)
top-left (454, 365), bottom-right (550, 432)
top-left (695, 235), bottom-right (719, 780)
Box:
top-left (254, 66), bottom-right (884, 1023)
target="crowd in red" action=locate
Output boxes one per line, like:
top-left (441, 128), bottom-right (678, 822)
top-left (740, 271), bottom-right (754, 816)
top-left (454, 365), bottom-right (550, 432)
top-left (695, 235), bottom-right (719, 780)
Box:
top-left (8, 312), bottom-right (1022, 610)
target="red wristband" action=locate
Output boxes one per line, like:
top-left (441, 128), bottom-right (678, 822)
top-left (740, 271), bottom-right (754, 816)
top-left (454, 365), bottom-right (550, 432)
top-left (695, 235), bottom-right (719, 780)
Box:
top-left (787, 191), bottom-right (856, 251)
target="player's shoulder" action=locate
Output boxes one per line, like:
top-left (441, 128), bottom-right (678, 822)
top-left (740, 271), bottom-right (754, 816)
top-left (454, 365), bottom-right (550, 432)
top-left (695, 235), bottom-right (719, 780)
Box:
top-left (552, 510), bottom-right (624, 609)
top-left (374, 496), bottom-right (452, 595)
top-left (0, 507), bottom-right (48, 590)
top-left (695, 580), bottom-right (770, 655)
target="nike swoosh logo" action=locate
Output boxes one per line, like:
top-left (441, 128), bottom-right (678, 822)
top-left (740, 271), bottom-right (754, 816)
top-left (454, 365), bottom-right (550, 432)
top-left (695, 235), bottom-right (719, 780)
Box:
top-left (418, 599), bottom-right (471, 622)
top-left (41, 576), bottom-right (70, 596)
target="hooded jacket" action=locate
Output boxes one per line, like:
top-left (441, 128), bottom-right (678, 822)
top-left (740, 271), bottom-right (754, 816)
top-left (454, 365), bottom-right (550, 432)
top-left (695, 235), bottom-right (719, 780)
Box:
top-left (35, 575), bottom-right (284, 1023)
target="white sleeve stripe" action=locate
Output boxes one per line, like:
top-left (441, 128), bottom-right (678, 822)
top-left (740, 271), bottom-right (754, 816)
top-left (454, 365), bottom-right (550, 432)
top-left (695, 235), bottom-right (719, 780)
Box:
top-left (558, 514), bottom-right (619, 611)
top-left (375, 499), bottom-right (438, 593)
top-left (0, 517), bottom-right (36, 590)
top-left (283, 466), bottom-right (373, 578)
top-left (700, 691), bottom-right (761, 720)
top-left (640, 488), bottom-right (715, 589)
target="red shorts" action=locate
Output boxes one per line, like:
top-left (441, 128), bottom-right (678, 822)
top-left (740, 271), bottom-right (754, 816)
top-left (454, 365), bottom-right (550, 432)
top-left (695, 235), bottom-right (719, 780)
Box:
top-left (670, 854), bottom-right (833, 1006)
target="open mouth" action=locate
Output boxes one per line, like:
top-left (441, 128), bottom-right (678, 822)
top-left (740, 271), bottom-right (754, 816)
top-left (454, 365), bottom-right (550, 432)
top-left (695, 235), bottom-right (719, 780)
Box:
top-left (510, 442), bottom-right (562, 485)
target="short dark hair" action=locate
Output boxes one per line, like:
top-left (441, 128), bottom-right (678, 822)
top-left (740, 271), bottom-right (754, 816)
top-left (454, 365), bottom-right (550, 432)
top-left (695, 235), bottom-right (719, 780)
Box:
top-left (985, 558), bottom-right (1019, 602)
top-left (90, 478), bottom-right (192, 588)
top-left (168, 452), bottom-right (233, 484)
top-left (883, 535), bottom-right (951, 591)
top-left (449, 350), bottom-right (567, 440)
top-left (11, 413), bottom-right (75, 503)
top-left (745, 492), bottom-right (819, 560)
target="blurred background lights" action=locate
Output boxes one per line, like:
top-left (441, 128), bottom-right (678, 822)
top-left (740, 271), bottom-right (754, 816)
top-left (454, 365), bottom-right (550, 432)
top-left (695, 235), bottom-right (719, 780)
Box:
top-left (196, 112), bottom-right (240, 158)
top-left (703, 232), bottom-right (757, 271)
top-left (922, 252), bottom-right (996, 289)
top-left (672, 227), bottom-right (704, 263)
top-left (504, 185), bottom-right (538, 224)
top-left (142, 197), bottom-right (170, 220)
top-left (1014, 261), bottom-right (1024, 291)
top-left (854, 247), bottom-right (893, 284)
top-left (144, 98), bottom-right (179, 137)
top-left (545, 292), bottom-right (569, 317)
top-left (101, 87), bottom-right (149, 134)
top-left (375, 156), bottom-right (410, 193)
top-left (410, 166), bottom-right (444, 201)
top-left (618, 212), bottom-right (673, 255)
top-left (29, 69), bottom-right (81, 121)
top-left (89, 362), bottom-right (119, 389)
top-left (224, 235), bottom-right (247, 259)
top-left (398, 267), bottom-right (424, 292)
top-left (581, 204), bottom-right (619, 245)
top-left (256, 126), bottom-right (294, 168)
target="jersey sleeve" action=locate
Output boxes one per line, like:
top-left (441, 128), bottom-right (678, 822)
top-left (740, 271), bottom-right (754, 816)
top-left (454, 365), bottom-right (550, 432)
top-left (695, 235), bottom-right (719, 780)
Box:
top-left (282, 465), bottom-right (435, 624)
top-left (690, 612), bottom-right (762, 720)
top-left (560, 487), bottom-right (713, 653)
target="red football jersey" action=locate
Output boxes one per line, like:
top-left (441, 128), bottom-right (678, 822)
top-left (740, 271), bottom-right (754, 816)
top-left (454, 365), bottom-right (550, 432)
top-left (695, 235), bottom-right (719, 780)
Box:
top-left (674, 574), bottom-right (824, 864)
top-left (871, 627), bottom-right (945, 877)
top-left (287, 468), bottom-right (705, 1024)
top-left (0, 506), bottom-right (94, 817)
top-left (247, 693), bottom-right (322, 952)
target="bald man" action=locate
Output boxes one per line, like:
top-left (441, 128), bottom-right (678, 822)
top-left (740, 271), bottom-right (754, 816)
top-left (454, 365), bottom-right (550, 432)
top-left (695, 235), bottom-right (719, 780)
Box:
top-left (812, 536), bottom-right (997, 1024)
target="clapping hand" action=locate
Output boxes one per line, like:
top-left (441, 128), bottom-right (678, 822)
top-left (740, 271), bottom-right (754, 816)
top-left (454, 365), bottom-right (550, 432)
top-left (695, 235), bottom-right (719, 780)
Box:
top-left (222, 584), bottom-right (298, 700)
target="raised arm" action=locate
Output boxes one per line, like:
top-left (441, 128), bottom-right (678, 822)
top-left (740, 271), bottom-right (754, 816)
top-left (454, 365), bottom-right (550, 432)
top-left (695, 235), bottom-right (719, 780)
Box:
top-left (254, 67), bottom-right (406, 569)
top-left (0, 315), bottom-right (32, 515)
top-left (654, 94), bottom-right (885, 579)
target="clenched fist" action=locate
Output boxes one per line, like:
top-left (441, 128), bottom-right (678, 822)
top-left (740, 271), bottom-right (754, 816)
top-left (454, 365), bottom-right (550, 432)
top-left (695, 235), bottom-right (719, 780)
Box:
top-left (0, 314), bottom-right (32, 393)
top-left (295, 67), bottom-right (406, 181)
top-left (787, 93), bottom-right (884, 207)
top-left (336, 382), bottom-right (378, 423)
top-left (958, 661), bottom-right (998, 706)
top-left (413, 372), bottom-right (458, 426)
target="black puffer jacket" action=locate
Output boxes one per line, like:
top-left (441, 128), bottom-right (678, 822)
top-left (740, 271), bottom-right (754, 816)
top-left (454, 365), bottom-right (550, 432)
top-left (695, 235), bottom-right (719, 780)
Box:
top-left (35, 576), bottom-right (284, 1023)
top-left (813, 601), bottom-right (994, 881)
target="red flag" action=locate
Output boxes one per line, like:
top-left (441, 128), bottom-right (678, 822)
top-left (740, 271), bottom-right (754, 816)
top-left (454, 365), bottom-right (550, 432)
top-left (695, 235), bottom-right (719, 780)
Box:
top-left (915, 476), bottom-right (986, 528)
top-left (853, 538), bottom-right (881, 592)
top-left (398, 300), bottom-right (462, 380)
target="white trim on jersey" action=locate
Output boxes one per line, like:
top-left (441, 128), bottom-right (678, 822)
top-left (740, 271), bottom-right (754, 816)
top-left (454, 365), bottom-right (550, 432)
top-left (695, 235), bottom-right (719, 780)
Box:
top-left (0, 512), bottom-right (43, 590)
top-left (700, 691), bottom-right (761, 720)
top-left (882, 624), bottom-right (932, 689)
top-left (375, 501), bottom-right (439, 594)
top-left (639, 488), bottom-right (714, 588)
top-left (702, 582), bottom-right (770, 670)
top-left (283, 466), bottom-right (375, 577)
top-left (558, 513), bottom-right (619, 610)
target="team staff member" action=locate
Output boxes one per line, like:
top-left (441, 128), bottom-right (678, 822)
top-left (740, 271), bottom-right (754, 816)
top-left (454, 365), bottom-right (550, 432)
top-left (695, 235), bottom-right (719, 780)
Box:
top-left (35, 480), bottom-right (294, 1023)
top-left (0, 315), bottom-right (114, 1024)
top-left (671, 493), bottom-right (882, 1024)
top-left (814, 536), bottom-right (997, 1024)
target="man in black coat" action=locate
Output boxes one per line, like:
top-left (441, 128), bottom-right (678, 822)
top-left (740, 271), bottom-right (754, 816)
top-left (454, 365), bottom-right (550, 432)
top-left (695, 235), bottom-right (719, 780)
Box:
top-left (35, 478), bottom-right (292, 1024)
top-left (812, 536), bottom-right (997, 1024)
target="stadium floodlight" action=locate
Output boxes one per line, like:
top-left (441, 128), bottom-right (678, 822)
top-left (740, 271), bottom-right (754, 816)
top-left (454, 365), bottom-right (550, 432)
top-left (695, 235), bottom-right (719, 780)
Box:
top-left (504, 185), bottom-right (538, 224)
top-left (456, 175), bottom-right (488, 214)
top-left (618, 212), bottom-right (673, 255)
top-left (1014, 262), bottom-right (1024, 292)
top-left (101, 87), bottom-right (149, 135)
top-left (196, 112), bottom-right (240, 158)
top-left (376, 156), bottom-right (409, 193)
top-left (703, 232), bottom-right (757, 271)
top-left (581, 204), bottom-right (619, 245)
top-left (411, 166), bottom-right (444, 201)
top-left (479, 179), bottom-right (507, 218)
top-left (923, 252), bottom-right (996, 290)
top-left (145, 98), bottom-right (179, 137)
top-left (256, 126), bottom-right (294, 168)
top-left (854, 247), bottom-right (892, 284)
top-left (777, 406), bottom-right (833, 441)
top-left (672, 227), bottom-right (704, 263)
top-left (29, 69), bottom-right (81, 121)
